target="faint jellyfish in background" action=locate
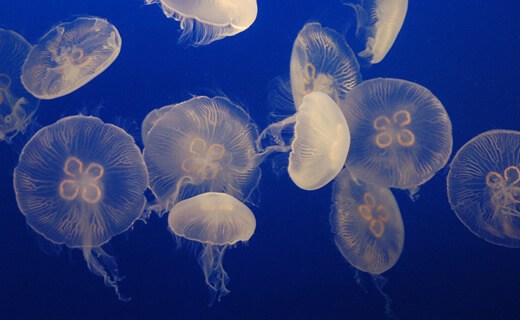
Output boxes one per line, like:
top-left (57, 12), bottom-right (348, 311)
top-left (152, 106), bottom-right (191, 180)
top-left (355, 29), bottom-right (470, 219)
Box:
top-left (0, 29), bottom-right (40, 142)
top-left (340, 78), bottom-right (452, 193)
top-left (143, 96), bottom-right (261, 213)
top-left (13, 115), bottom-right (149, 300)
top-left (290, 22), bottom-right (362, 108)
top-left (21, 17), bottom-right (121, 99)
top-left (344, 0), bottom-right (408, 64)
top-left (168, 192), bottom-right (256, 305)
top-left (257, 91), bottom-right (350, 190)
top-left (145, 0), bottom-right (258, 46)
top-left (447, 130), bottom-right (520, 248)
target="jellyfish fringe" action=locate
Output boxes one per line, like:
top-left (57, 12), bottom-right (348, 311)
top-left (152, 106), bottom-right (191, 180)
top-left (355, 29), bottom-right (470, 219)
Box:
top-left (199, 244), bottom-right (230, 306)
top-left (355, 270), bottom-right (399, 319)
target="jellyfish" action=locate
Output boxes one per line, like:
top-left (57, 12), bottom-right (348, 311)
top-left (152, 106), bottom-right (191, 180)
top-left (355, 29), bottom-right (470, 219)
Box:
top-left (141, 102), bottom-right (178, 145)
top-left (339, 78), bottom-right (452, 191)
top-left (145, 0), bottom-right (258, 46)
top-left (344, 0), bottom-right (408, 64)
top-left (447, 130), bottom-right (520, 248)
top-left (21, 17), bottom-right (121, 99)
top-left (143, 96), bottom-right (261, 212)
top-left (0, 29), bottom-right (40, 142)
top-left (290, 22), bottom-right (362, 108)
top-left (257, 91), bottom-right (350, 191)
top-left (168, 192), bottom-right (256, 304)
top-left (330, 168), bottom-right (404, 274)
top-left (13, 115), bottom-right (149, 299)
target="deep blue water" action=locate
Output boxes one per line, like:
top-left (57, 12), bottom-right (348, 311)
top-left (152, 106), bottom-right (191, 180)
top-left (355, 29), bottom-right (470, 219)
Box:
top-left (1, 0), bottom-right (520, 319)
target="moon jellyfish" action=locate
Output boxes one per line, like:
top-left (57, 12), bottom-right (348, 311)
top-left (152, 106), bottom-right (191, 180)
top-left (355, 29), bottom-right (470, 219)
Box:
top-left (447, 130), bottom-right (520, 248)
top-left (258, 91), bottom-right (350, 191)
top-left (21, 17), bottom-right (121, 99)
top-left (145, 0), bottom-right (258, 46)
top-left (331, 168), bottom-right (404, 274)
top-left (290, 22), bottom-right (362, 108)
top-left (143, 96), bottom-right (261, 212)
top-left (13, 115), bottom-right (148, 299)
top-left (0, 29), bottom-right (39, 142)
top-left (340, 78), bottom-right (452, 191)
top-left (168, 192), bottom-right (256, 304)
top-left (345, 0), bottom-right (408, 64)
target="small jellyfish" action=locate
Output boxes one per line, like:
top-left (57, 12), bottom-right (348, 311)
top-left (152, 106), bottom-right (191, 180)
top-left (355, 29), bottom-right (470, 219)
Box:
top-left (258, 91), bottom-right (350, 191)
top-left (168, 192), bottom-right (256, 304)
top-left (0, 29), bottom-right (40, 142)
top-left (21, 17), bottom-right (121, 99)
top-left (340, 78), bottom-right (452, 191)
top-left (143, 96), bottom-right (261, 212)
top-left (447, 130), bottom-right (520, 248)
top-left (290, 22), bottom-right (362, 108)
top-left (13, 115), bottom-right (149, 299)
top-left (145, 0), bottom-right (258, 46)
top-left (344, 0), bottom-right (408, 64)
top-left (331, 168), bottom-right (404, 274)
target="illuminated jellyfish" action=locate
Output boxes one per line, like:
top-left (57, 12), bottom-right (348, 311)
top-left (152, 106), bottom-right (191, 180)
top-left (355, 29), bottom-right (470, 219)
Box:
top-left (257, 91), bottom-right (350, 190)
top-left (331, 168), bottom-right (404, 274)
top-left (290, 22), bottom-right (362, 108)
top-left (344, 0), bottom-right (408, 64)
top-left (13, 115), bottom-right (149, 299)
top-left (339, 78), bottom-right (452, 191)
top-left (143, 96), bottom-right (261, 212)
top-left (0, 29), bottom-right (40, 142)
top-left (168, 192), bottom-right (256, 304)
top-left (145, 0), bottom-right (258, 46)
top-left (447, 130), bottom-right (520, 248)
top-left (21, 17), bottom-right (121, 99)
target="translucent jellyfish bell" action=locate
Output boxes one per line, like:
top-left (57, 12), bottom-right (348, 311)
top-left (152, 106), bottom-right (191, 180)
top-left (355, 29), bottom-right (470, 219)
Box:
top-left (21, 17), bottom-right (121, 99)
top-left (14, 115), bottom-right (149, 299)
top-left (331, 168), bottom-right (404, 274)
top-left (344, 0), bottom-right (408, 64)
top-left (143, 96), bottom-right (261, 212)
top-left (290, 22), bottom-right (362, 108)
top-left (447, 130), bottom-right (520, 248)
top-left (340, 78), bottom-right (452, 191)
top-left (0, 29), bottom-right (40, 142)
top-left (168, 192), bottom-right (256, 304)
top-left (258, 91), bottom-right (350, 191)
top-left (141, 103), bottom-right (177, 144)
top-left (145, 0), bottom-right (258, 46)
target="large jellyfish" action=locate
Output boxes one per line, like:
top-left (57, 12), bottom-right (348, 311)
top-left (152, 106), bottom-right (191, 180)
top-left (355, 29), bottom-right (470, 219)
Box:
top-left (13, 115), bottom-right (149, 299)
top-left (344, 0), bottom-right (408, 64)
top-left (143, 96), bottom-right (261, 212)
top-left (290, 22), bottom-right (362, 108)
top-left (21, 17), bottom-right (121, 99)
top-left (258, 91), bottom-right (350, 191)
top-left (168, 192), bottom-right (255, 304)
top-left (145, 0), bottom-right (258, 46)
top-left (447, 130), bottom-right (520, 248)
top-left (340, 78), bottom-right (452, 191)
top-left (0, 29), bottom-right (40, 142)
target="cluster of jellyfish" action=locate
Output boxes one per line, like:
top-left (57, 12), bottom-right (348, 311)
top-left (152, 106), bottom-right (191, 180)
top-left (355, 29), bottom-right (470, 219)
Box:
top-left (2, 0), bottom-right (520, 315)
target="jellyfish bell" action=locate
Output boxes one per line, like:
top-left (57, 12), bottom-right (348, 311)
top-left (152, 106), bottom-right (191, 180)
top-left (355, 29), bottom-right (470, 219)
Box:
top-left (141, 103), bottom-right (177, 144)
top-left (13, 115), bottom-right (149, 299)
top-left (21, 17), bottom-right (121, 99)
top-left (447, 130), bottom-right (520, 248)
top-left (168, 192), bottom-right (256, 304)
top-left (145, 0), bottom-right (258, 46)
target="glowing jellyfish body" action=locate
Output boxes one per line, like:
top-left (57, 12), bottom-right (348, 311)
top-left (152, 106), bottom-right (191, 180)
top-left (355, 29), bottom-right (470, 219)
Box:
top-left (345, 0), bottom-right (408, 64)
top-left (340, 78), bottom-right (452, 190)
top-left (146, 0), bottom-right (258, 46)
top-left (290, 22), bottom-right (362, 108)
top-left (14, 115), bottom-right (149, 299)
top-left (141, 103), bottom-right (177, 144)
top-left (331, 169), bottom-right (404, 274)
top-left (0, 29), bottom-right (40, 142)
top-left (22, 17), bottom-right (121, 99)
top-left (168, 192), bottom-right (256, 304)
top-left (143, 96), bottom-right (261, 211)
top-left (447, 130), bottom-right (520, 248)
